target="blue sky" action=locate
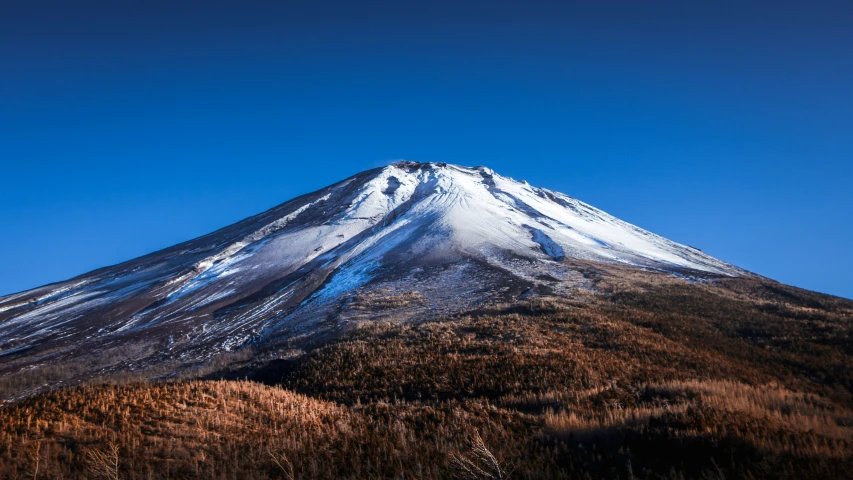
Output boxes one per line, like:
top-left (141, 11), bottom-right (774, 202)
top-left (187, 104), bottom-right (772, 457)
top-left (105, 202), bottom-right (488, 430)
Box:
top-left (1, 0), bottom-right (851, 299)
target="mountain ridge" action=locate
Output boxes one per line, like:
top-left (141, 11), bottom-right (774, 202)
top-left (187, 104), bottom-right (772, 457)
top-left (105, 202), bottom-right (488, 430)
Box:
top-left (1, 161), bottom-right (750, 398)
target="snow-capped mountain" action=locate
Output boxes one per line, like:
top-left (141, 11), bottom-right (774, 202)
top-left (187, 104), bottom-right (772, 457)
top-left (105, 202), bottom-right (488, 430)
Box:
top-left (0, 162), bottom-right (746, 383)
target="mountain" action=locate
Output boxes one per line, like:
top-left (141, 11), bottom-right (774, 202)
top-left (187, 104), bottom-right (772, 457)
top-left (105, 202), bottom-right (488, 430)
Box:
top-left (0, 161), bottom-right (748, 394)
top-left (2, 162), bottom-right (853, 479)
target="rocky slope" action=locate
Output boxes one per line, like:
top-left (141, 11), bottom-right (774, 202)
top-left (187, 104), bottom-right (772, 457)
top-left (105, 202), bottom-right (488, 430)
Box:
top-left (0, 161), bottom-right (747, 397)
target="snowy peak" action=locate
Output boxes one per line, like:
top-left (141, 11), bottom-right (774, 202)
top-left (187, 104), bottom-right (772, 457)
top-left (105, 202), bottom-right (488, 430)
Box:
top-left (0, 161), bottom-right (746, 377)
top-left (322, 161), bottom-right (741, 275)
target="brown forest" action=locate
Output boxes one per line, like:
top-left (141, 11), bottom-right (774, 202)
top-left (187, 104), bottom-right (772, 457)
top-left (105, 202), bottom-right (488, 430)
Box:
top-left (1, 266), bottom-right (852, 479)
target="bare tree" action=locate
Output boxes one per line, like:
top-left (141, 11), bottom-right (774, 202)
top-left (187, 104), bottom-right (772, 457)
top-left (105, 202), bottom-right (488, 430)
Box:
top-left (269, 448), bottom-right (295, 480)
top-left (449, 430), bottom-right (514, 480)
top-left (85, 441), bottom-right (121, 480)
top-left (28, 441), bottom-right (41, 480)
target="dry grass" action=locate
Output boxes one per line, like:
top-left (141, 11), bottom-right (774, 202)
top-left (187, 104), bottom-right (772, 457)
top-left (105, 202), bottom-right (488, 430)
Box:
top-left (1, 271), bottom-right (852, 478)
top-left (349, 289), bottom-right (425, 311)
top-left (0, 380), bottom-right (556, 479)
top-left (544, 379), bottom-right (852, 457)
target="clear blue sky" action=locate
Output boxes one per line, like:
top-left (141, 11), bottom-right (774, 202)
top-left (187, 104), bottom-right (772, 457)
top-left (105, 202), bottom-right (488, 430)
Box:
top-left (1, 1), bottom-right (851, 299)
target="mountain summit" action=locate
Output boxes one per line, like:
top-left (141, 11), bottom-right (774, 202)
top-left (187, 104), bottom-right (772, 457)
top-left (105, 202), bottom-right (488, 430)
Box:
top-left (3, 162), bottom-right (852, 479)
top-left (0, 162), bottom-right (746, 392)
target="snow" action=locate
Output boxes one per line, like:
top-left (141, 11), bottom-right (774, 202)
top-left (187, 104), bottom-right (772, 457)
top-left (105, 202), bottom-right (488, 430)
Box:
top-left (0, 161), bottom-right (747, 370)
top-left (529, 228), bottom-right (565, 261)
